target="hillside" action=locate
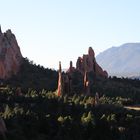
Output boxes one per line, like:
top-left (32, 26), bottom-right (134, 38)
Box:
top-left (3, 57), bottom-right (58, 92)
top-left (1, 77), bottom-right (140, 140)
top-left (1, 28), bottom-right (140, 140)
top-left (96, 43), bottom-right (140, 77)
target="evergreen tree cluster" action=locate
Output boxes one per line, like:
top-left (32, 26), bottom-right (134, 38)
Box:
top-left (0, 87), bottom-right (139, 140)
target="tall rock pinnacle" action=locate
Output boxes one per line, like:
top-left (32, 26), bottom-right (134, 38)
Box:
top-left (76, 47), bottom-right (108, 78)
top-left (0, 26), bottom-right (23, 79)
top-left (88, 47), bottom-right (95, 57)
top-left (57, 61), bottom-right (63, 96)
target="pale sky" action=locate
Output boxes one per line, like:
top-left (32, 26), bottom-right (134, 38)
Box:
top-left (0, 0), bottom-right (140, 69)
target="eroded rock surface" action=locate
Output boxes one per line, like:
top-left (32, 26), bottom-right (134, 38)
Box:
top-left (76, 47), bottom-right (108, 77)
top-left (57, 47), bottom-right (108, 96)
top-left (0, 26), bottom-right (22, 79)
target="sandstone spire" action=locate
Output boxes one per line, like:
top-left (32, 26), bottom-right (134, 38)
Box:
top-left (0, 28), bottom-right (22, 79)
top-left (59, 61), bottom-right (62, 73)
top-left (67, 61), bottom-right (75, 73)
top-left (88, 47), bottom-right (95, 57)
top-left (76, 47), bottom-right (108, 78)
top-left (84, 71), bottom-right (87, 88)
top-left (57, 61), bottom-right (63, 96)
top-left (70, 61), bottom-right (73, 70)
top-left (84, 71), bottom-right (90, 95)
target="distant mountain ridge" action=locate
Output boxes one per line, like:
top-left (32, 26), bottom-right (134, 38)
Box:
top-left (96, 43), bottom-right (140, 77)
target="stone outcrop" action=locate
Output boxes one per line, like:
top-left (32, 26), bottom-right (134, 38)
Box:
top-left (57, 62), bottom-right (62, 96)
top-left (67, 61), bottom-right (75, 73)
top-left (57, 61), bottom-right (72, 96)
top-left (76, 47), bottom-right (108, 78)
top-left (84, 71), bottom-right (90, 95)
top-left (0, 26), bottom-right (22, 79)
top-left (57, 47), bottom-right (108, 96)
top-left (76, 47), bottom-right (108, 94)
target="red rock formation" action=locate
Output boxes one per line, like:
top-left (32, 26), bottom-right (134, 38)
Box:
top-left (76, 57), bottom-right (83, 72)
top-left (76, 47), bottom-right (108, 78)
top-left (0, 26), bottom-right (22, 79)
top-left (57, 61), bottom-right (73, 96)
top-left (57, 47), bottom-right (108, 95)
top-left (67, 61), bottom-right (75, 73)
top-left (57, 62), bottom-right (63, 96)
top-left (84, 71), bottom-right (90, 95)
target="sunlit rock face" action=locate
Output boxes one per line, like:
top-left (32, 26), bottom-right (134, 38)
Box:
top-left (57, 47), bottom-right (108, 96)
top-left (0, 27), bottom-right (22, 79)
top-left (76, 47), bottom-right (108, 78)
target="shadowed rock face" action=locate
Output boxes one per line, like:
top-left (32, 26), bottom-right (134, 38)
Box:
top-left (0, 27), bottom-right (22, 79)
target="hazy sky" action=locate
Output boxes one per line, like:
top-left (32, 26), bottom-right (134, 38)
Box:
top-left (0, 0), bottom-right (140, 69)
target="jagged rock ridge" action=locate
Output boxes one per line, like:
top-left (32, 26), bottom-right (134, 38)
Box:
top-left (76, 47), bottom-right (108, 77)
top-left (0, 26), bottom-right (22, 79)
top-left (57, 47), bottom-right (108, 96)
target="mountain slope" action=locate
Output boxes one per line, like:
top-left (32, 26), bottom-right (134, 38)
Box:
top-left (96, 43), bottom-right (140, 77)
